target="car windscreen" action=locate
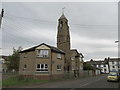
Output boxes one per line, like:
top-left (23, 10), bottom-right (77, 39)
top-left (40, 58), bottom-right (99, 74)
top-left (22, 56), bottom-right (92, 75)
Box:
top-left (108, 73), bottom-right (118, 76)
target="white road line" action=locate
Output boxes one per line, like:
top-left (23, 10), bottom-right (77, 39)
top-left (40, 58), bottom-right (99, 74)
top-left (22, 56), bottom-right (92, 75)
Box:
top-left (79, 78), bottom-right (102, 88)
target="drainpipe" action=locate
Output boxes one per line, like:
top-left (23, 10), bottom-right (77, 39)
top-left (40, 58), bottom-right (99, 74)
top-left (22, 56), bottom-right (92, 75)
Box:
top-left (50, 50), bottom-right (52, 80)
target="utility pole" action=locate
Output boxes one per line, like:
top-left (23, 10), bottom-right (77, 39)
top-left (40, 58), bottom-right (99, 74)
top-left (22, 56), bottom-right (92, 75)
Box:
top-left (0, 9), bottom-right (4, 28)
top-left (115, 40), bottom-right (120, 72)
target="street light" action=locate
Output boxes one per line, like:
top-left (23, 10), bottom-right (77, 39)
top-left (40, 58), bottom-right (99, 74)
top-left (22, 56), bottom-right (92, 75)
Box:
top-left (114, 40), bottom-right (120, 72)
top-left (115, 40), bottom-right (119, 43)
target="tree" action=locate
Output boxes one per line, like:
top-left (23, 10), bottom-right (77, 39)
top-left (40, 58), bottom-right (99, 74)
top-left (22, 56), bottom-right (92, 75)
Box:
top-left (7, 47), bottom-right (22, 72)
top-left (83, 62), bottom-right (94, 70)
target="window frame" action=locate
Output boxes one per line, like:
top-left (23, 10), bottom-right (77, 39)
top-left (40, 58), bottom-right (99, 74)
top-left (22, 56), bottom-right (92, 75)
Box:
top-left (57, 53), bottom-right (62, 59)
top-left (24, 53), bottom-right (28, 58)
top-left (57, 64), bottom-right (62, 71)
top-left (36, 64), bottom-right (48, 72)
top-left (71, 57), bottom-right (75, 61)
top-left (37, 49), bottom-right (49, 58)
top-left (23, 64), bottom-right (27, 71)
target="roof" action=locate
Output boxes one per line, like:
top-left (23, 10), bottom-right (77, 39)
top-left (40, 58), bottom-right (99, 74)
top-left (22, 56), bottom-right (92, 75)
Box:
top-left (70, 49), bottom-right (84, 58)
top-left (19, 43), bottom-right (65, 54)
top-left (108, 58), bottom-right (120, 61)
top-left (59, 14), bottom-right (67, 20)
top-left (1, 55), bottom-right (8, 61)
top-left (87, 60), bottom-right (106, 65)
top-left (70, 49), bottom-right (79, 54)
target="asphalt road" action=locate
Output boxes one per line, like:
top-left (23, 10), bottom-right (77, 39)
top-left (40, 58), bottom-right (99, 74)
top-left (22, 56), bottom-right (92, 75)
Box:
top-left (16, 74), bottom-right (119, 88)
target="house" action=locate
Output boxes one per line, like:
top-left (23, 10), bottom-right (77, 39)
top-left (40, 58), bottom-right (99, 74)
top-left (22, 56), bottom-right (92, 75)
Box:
top-left (107, 57), bottom-right (120, 72)
top-left (71, 49), bottom-right (84, 71)
top-left (70, 49), bottom-right (84, 77)
top-left (0, 55), bottom-right (8, 73)
top-left (86, 59), bottom-right (109, 74)
top-left (19, 43), bottom-right (65, 80)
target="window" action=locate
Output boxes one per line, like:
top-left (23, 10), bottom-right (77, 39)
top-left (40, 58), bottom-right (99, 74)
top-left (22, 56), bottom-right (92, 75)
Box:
top-left (23, 64), bottom-right (27, 71)
top-left (24, 64), bottom-right (26, 69)
top-left (96, 65), bottom-right (99, 68)
top-left (60, 21), bottom-right (63, 29)
top-left (36, 64), bottom-right (48, 72)
top-left (57, 53), bottom-right (62, 59)
top-left (24, 53), bottom-right (28, 58)
top-left (104, 69), bottom-right (106, 71)
top-left (57, 64), bottom-right (62, 70)
top-left (112, 61), bottom-right (114, 64)
top-left (112, 66), bottom-right (115, 68)
top-left (37, 50), bottom-right (49, 57)
top-left (71, 57), bottom-right (75, 60)
top-left (79, 58), bottom-right (82, 62)
top-left (72, 65), bottom-right (75, 70)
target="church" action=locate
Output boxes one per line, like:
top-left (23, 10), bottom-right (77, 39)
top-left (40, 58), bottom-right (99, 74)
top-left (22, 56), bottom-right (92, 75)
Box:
top-left (19, 13), bottom-right (84, 79)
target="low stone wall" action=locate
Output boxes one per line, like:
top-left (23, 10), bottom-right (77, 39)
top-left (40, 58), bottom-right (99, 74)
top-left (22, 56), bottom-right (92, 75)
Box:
top-left (20, 74), bottom-right (64, 80)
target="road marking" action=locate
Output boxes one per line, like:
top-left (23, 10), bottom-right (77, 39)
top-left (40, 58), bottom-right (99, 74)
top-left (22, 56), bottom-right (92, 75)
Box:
top-left (79, 78), bottom-right (102, 88)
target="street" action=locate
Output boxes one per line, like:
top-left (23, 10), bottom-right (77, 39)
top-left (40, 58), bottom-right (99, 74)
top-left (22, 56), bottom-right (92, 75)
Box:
top-left (11, 74), bottom-right (119, 88)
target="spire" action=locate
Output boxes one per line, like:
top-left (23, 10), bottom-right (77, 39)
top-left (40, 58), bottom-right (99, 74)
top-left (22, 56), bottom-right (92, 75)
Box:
top-left (59, 7), bottom-right (67, 20)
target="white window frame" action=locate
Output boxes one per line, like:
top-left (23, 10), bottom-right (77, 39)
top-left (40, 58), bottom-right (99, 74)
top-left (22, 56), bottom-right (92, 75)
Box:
top-left (57, 53), bottom-right (62, 59)
top-left (37, 49), bottom-right (49, 58)
top-left (57, 64), bottom-right (62, 70)
top-left (36, 64), bottom-right (48, 72)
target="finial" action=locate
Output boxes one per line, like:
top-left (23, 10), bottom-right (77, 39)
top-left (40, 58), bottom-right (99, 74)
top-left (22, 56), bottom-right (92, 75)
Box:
top-left (62, 7), bottom-right (65, 15)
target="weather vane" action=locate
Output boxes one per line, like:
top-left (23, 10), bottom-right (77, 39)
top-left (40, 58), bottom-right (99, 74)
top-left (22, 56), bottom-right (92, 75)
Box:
top-left (62, 7), bottom-right (65, 14)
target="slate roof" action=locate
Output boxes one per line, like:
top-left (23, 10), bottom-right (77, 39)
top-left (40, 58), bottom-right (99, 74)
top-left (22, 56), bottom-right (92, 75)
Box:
top-left (70, 49), bottom-right (84, 58)
top-left (86, 60), bottom-right (107, 65)
top-left (19, 43), bottom-right (65, 54)
top-left (108, 58), bottom-right (120, 61)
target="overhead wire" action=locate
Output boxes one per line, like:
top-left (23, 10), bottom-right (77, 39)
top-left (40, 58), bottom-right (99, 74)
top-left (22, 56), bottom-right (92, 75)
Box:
top-left (4, 13), bottom-right (118, 29)
top-left (3, 19), bottom-right (47, 43)
top-left (2, 24), bottom-right (38, 44)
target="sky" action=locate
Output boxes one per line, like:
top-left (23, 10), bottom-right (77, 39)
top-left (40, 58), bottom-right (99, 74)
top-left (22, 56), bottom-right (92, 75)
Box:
top-left (0, 1), bottom-right (118, 61)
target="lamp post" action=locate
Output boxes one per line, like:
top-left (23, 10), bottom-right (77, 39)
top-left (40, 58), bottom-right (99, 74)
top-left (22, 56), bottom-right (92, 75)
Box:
top-left (115, 40), bottom-right (119, 72)
top-left (0, 9), bottom-right (4, 28)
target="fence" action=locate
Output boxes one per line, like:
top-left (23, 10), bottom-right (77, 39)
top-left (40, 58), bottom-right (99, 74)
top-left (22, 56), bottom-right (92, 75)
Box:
top-left (63, 70), bottom-right (96, 79)
top-left (2, 70), bottom-right (97, 80)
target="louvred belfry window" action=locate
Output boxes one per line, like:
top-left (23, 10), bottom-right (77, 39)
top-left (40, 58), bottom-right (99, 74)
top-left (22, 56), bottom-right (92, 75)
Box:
top-left (60, 21), bottom-right (63, 30)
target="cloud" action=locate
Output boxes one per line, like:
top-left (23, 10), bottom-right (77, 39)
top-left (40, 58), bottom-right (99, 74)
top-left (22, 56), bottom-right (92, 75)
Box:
top-left (2, 2), bottom-right (118, 61)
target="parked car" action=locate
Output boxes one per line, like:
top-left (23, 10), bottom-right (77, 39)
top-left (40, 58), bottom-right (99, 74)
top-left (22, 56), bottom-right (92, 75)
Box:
top-left (107, 71), bottom-right (120, 82)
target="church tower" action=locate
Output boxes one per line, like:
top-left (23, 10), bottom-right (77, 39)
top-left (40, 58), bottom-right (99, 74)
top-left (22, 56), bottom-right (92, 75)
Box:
top-left (57, 13), bottom-right (71, 72)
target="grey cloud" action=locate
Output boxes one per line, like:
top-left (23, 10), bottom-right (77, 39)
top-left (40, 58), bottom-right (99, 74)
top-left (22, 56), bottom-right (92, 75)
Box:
top-left (2, 2), bottom-right (118, 61)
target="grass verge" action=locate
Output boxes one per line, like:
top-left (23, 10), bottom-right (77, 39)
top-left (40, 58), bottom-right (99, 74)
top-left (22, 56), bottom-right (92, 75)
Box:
top-left (2, 76), bottom-right (49, 87)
